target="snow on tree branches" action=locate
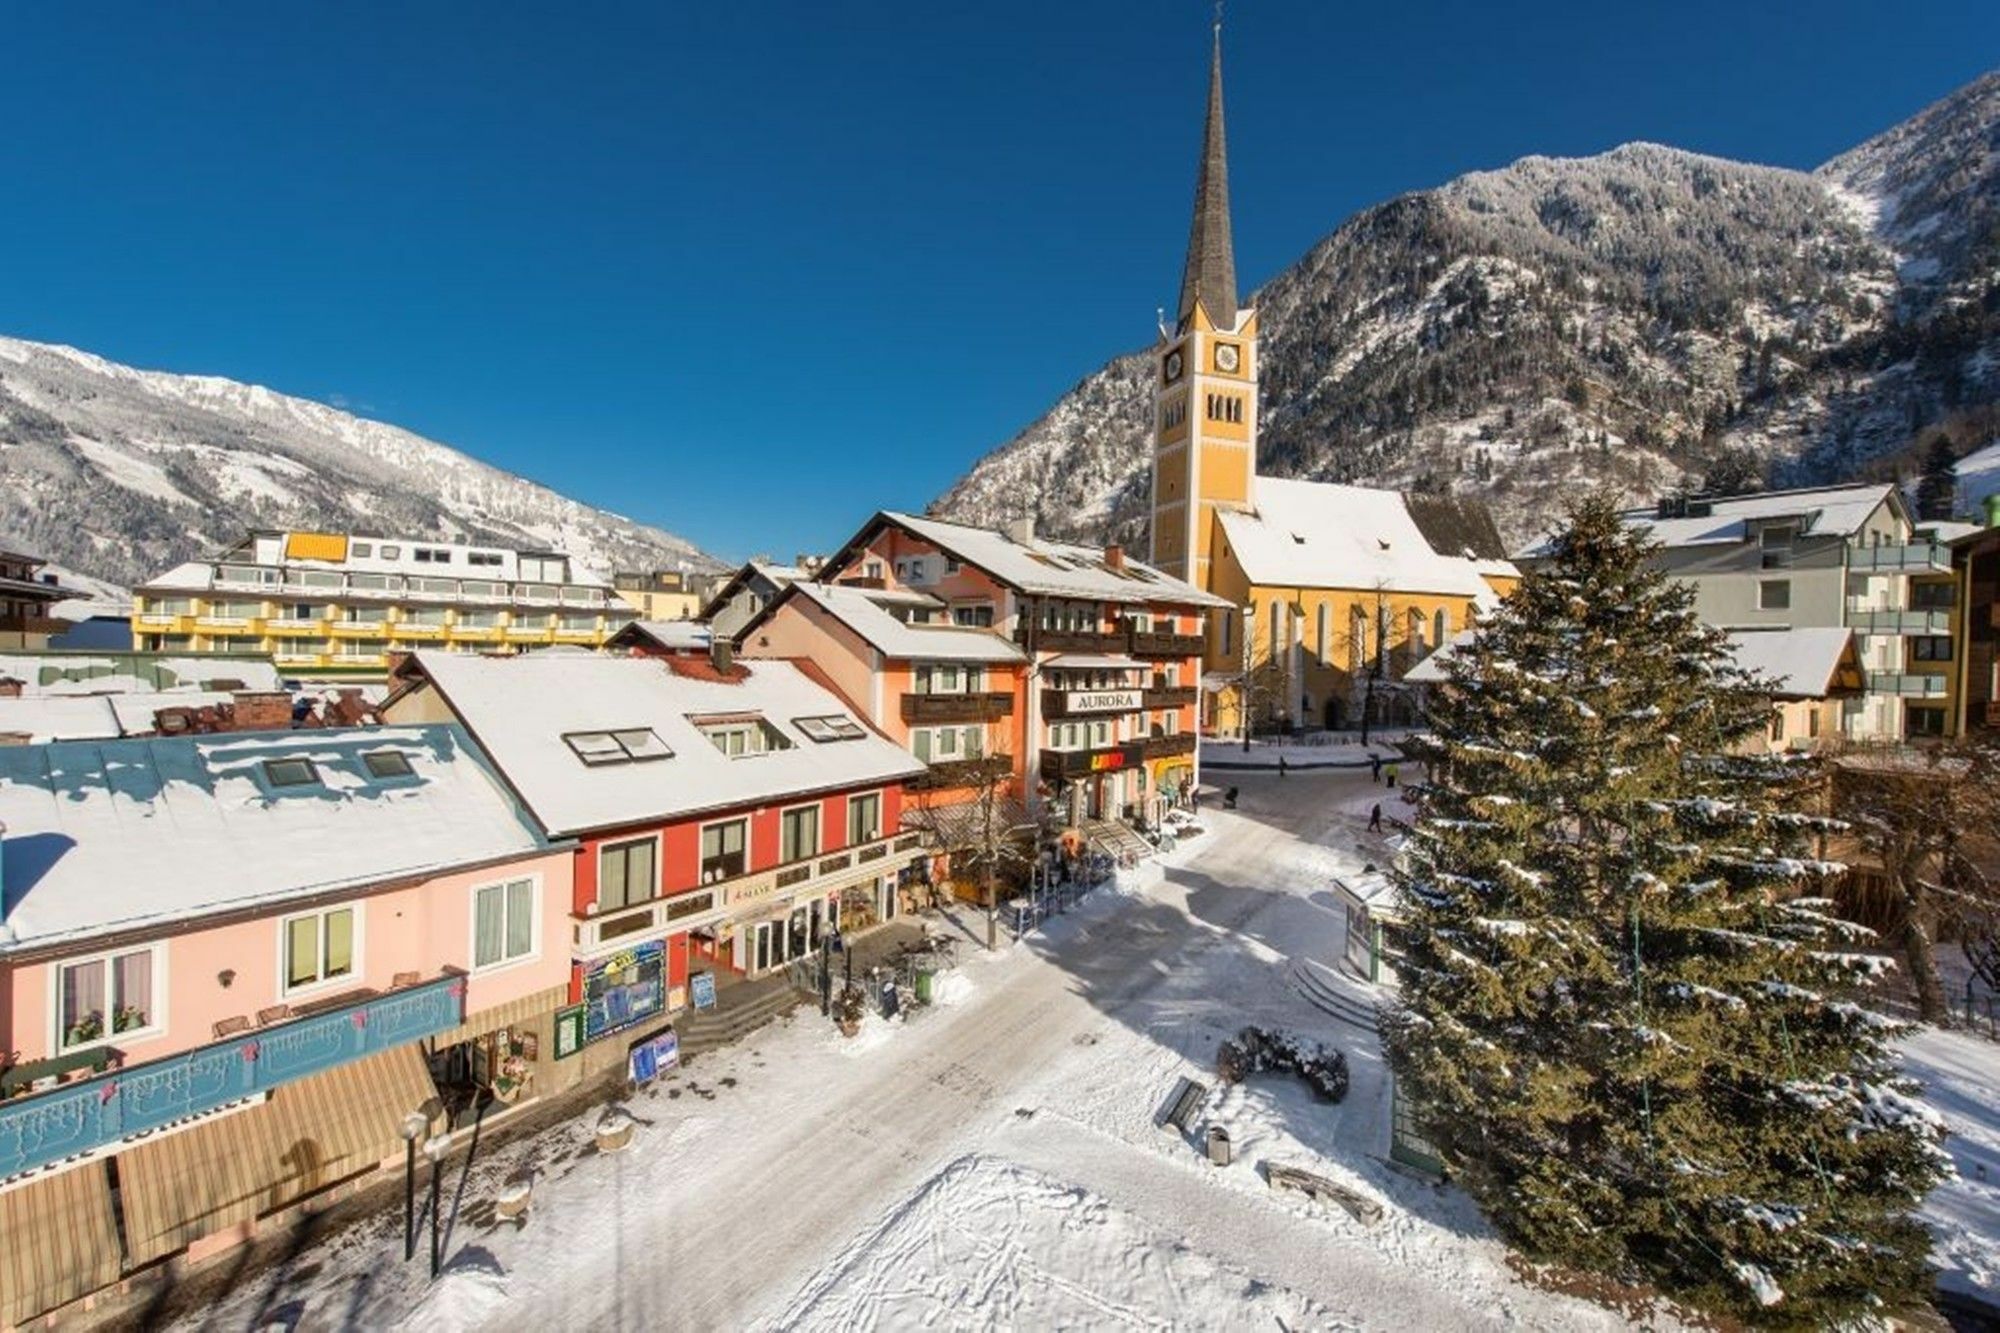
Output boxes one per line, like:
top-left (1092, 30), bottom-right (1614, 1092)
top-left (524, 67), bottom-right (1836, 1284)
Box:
top-left (1384, 494), bottom-right (1949, 1326)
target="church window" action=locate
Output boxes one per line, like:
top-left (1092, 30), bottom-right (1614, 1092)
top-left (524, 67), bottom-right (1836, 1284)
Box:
top-left (1434, 608), bottom-right (1449, 646)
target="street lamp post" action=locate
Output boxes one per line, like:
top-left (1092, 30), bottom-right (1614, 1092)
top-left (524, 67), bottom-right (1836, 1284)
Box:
top-left (1241, 603), bottom-right (1256, 753)
top-left (398, 1111), bottom-right (428, 1263)
top-left (423, 1132), bottom-right (451, 1279)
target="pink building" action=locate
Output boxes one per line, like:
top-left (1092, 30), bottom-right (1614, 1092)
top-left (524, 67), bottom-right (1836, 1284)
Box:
top-left (0, 723), bottom-right (571, 1326)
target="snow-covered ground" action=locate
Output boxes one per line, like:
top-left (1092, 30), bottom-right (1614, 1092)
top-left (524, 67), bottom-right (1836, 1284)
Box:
top-left (1201, 729), bottom-right (1419, 769)
top-left (170, 767), bottom-right (1990, 1331)
top-left (1902, 1025), bottom-right (2000, 1305)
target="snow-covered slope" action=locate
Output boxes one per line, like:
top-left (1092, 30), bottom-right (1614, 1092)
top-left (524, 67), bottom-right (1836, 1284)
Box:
top-left (0, 336), bottom-right (722, 586)
top-left (935, 69), bottom-right (2000, 551)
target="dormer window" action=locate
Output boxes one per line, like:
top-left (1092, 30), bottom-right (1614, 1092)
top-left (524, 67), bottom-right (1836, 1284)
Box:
top-left (694, 714), bottom-right (791, 757)
top-left (263, 757), bottom-right (320, 789)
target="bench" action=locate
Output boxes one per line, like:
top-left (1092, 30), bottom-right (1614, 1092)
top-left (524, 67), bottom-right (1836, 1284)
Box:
top-left (1155, 1075), bottom-right (1209, 1132)
top-left (1264, 1162), bottom-right (1385, 1225)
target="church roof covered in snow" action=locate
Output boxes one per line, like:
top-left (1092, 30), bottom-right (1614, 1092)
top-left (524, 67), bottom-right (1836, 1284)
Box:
top-left (1216, 480), bottom-right (1515, 597)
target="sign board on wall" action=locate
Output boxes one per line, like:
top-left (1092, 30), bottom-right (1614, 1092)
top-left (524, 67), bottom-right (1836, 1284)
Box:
top-left (553, 1005), bottom-right (586, 1060)
top-left (1066, 690), bottom-right (1141, 714)
top-left (583, 940), bottom-right (666, 1042)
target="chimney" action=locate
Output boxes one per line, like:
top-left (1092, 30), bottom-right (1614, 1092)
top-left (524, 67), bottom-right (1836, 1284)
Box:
top-left (1104, 543), bottom-right (1126, 571)
top-left (229, 691), bottom-right (296, 733)
top-left (710, 637), bottom-right (735, 674)
top-left (1009, 516), bottom-right (1036, 546)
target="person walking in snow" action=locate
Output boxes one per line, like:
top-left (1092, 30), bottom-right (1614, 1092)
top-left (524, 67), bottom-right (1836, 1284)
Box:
top-left (1368, 803), bottom-right (1383, 833)
top-left (1370, 753), bottom-right (1382, 783)
top-left (1278, 754), bottom-right (1289, 778)
top-left (1385, 762), bottom-right (1399, 789)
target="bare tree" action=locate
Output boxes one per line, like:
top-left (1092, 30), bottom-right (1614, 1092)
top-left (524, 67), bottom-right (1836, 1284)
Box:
top-left (1832, 740), bottom-right (2000, 1024)
top-left (902, 763), bottom-right (1036, 951)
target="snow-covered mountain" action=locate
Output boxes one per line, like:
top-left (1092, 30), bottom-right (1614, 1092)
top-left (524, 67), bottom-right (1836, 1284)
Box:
top-left (0, 336), bottom-right (722, 587)
top-left (935, 69), bottom-right (2000, 550)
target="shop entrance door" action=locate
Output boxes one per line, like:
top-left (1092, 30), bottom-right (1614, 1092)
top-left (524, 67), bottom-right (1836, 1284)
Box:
top-left (753, 921), bottom-right (772, 973)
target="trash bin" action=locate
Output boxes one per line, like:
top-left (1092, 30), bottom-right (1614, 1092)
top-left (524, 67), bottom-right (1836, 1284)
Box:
top-left (1206, 1123), bottom-right (1233, 1166)
top-left (914, 967), bottom-right (935, 1005)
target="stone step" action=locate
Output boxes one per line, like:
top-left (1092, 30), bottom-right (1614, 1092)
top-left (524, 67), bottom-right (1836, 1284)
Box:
top-left (677, 987), bottom-right (803, 1056)
top-left (1290, 961), bottom-right (1381, 1035)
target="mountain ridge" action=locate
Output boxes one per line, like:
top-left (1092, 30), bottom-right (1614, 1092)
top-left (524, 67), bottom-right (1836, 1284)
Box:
top-left (932, 69), bottom-right (2000, 552)
top-left (0, 335), bottom-right (723, 588)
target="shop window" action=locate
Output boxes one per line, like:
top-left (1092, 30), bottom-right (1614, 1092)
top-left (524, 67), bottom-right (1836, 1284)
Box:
top-left (599, 837), bottom-right (657, 910)
top-left (57, 945), bottom-right (161, 1052)
top-left (282, 905), bottom-right (357, 993)
top-left (848, 792), bottom-right (881, 844)
top-left (582, 940), bottom-right (664, 1041)
top-left (781, 806), bottom-right (821, 862)
top-left (473, 878), bottom-right (537, 970)
top-left (701, 820), bottom-right (747, 883)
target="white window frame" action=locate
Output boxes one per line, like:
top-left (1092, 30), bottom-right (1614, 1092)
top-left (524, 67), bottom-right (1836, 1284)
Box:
top-left (277, 902), bottom-right (364, 998)
top-left (598, 833), bottom-right (661, 911)
top-left (699, 817), bottom-right (749, 884)
top-left (51, 941), bottom-right (168, 1055)
top-left (779, 801), bottom-right (821, 864)
top-left (469, 874), bottom-right (542, 975)
top-left (846, 790), bottom-right (882, 846)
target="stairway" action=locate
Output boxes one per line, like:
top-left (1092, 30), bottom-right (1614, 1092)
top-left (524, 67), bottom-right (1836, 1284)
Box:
top-left (1289, 959), bottom-right (1383, 1036)
top-left (676, 983), bottom-right (804, 1058)
top-left (1082, 817), bottom-right (1154, 864)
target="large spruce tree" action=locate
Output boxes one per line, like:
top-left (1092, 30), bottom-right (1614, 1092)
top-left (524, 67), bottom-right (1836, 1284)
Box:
top-left (1386, 496), bottom-right (1951, 1326)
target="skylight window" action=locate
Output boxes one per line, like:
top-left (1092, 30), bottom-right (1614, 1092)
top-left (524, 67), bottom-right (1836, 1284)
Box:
top-left (565, 729), bottom-right (674, 766)
top-left (362, 749), bottom-right (415, 779)
top-left (263, 757), bottom-right (320, 788)
top-left (795, 715), bottom-right (866, 743)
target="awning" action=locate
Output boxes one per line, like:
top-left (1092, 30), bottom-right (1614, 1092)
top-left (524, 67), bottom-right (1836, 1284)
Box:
top-left (117, 1044), bottom-right (438, 1265)
top-left (1044, 653), bottom-right (1145, 671)
top-left (429, 983), bottom-right (568, 1050)
top-left (0, 1162), bottom-right (122, 1327)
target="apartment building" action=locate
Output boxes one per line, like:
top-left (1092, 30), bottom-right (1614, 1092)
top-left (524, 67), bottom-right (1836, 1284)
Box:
top-left (700, 559), bottom-right (818, 640)
top-left (131, 529), bottom-right (634, 675)
top-left (612, 568), bottom-right (724, 622)
top-left (0, 724), bottom-right (570, 1325)
top-left (381, 649), bottom-right (928, 1046)
top-left (812, 512), bottom-right (1227, 825)
top-left (0, 547), bottom-right (80, 651)
top-left (1605, 484), bottom-right (1953, 742)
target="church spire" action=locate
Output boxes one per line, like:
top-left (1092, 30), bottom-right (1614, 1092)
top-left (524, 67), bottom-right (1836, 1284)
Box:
top-left (1176, 26), bottom-right (1238, 334)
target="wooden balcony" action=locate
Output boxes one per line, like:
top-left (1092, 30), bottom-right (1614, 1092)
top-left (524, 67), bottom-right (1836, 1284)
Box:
top-left (907, 754), bottom-right (1014, 791)
top-left (1140, 732), bottom-right (1197, 761)
top-left (1128, 628), bottom-right (1204, 657)
top-left (900, 691), bottom-right (1014, 724)
top-left (1038, 742), bottom-right (1144, 781)
top-left (1014, 625), bottom-right (1127, 654)
top-left (1142, 685), bottom-right (1198, 708)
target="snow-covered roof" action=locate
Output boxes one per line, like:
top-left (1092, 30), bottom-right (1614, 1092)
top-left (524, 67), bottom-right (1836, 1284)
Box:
top-left (619, 619), bottom-right (713, 652)
top-left (1407, 627), bottom-right (1856, 701)
top-left (0, 696), bottom-right (121, 743)
top-left (1214, 480), bottom-right (1508, 597)
top-left (0, 651), bottom-right (283, 697)
top-left (136, 560), bottom-right (214, 592)
top-left (1614, 483), bottom-right (1899, 550)
top-left (405, 652), bottom-right (926, 837)
top-left (784, 583), bottom-right (1024, 664)
top-left (0, 724), bottom-right (549, 951)
top-left (1724, 628), bottom-right (1857, 700)
top-left (1335, 869), bottom-right (1402, 917)
top-left (870, 513), bottom-right (1230, 608)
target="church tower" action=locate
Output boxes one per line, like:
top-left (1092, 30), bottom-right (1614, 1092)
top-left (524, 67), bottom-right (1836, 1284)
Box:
top-left (1149, 26), bottom-right (1258, 588)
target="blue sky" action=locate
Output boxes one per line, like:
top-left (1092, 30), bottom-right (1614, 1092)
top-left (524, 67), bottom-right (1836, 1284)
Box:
top-left (3, 3), bottom-right (1993, 564)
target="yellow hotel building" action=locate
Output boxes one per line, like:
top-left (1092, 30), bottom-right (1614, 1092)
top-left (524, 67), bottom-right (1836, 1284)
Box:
top-left (131, 530), bottom-right (634, 674)
top-left (1151, 31), bottom-right (1518, 734)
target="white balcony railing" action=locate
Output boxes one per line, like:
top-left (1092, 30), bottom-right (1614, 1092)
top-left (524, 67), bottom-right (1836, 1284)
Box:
top-left (1864, 671), bottom-right (1949, 698)
top-left (1844, 604), bottom-right (1951, 636)
top-left (1847, 543), bottom-right (1951, 574)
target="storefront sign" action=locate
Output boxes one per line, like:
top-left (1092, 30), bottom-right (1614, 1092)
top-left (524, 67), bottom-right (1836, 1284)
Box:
top-left (553, 1004), bottom-right (586, 1060)
top-left (1088, 750), bottom-right (1128, 772)
top-left (628, 1029), bottom-right (680, 1085)
top-left (583, 940), bottom-right (666, 1043)
top-left (1066, 689), bottom-right (1141, 714)
top-left (690, 971), bottom-right (718, 1011)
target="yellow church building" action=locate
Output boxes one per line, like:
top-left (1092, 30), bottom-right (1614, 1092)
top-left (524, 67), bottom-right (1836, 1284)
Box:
top-left (1150, 29), bottom-right (1519, 735)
